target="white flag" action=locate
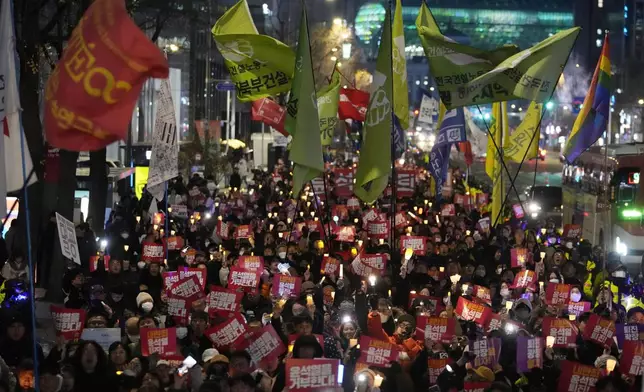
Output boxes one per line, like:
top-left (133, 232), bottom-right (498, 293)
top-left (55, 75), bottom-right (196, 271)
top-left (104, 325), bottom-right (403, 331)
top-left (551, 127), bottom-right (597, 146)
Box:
top-left (0, 0), bottom-right (35, 200)
top-left (418, 94), bottom-right (436, 125)
top-left (147, 79), bottom-right (179, 201)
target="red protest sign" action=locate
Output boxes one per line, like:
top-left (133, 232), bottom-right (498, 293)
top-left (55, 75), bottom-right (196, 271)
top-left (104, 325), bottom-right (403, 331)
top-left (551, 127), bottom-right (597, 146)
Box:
top-left (44, 0), bottom-right (169, 151)
top-left (394, 212), bottom-right (408, 228)
top-left (234, 225), bottom-right (253, 240)
top-left (141, 242), bottom-right (164, 263)
top-left (178, 268), bottom-right (206, 291)
top-left (163, 271), bottom-right (179, 291)
top-left (416, 316), bottom-right (455, 343)
top-left (619, 341), bottom-right (644, 376)
top-left (454, 194), bottom-right (465, 205)
top-left (583, 314), bottom-right (615, 348)
top-left (347, 197), bottom-right (360, 210)
top-left (51, 305), bottom-right (85, 341)
top-left (358, 336), bottom-right (400, 367)
top-left (205, 313), bottom-right (247, 350)
top-left (469, 338), bottom-right (502, 368)
top-left (272, 274), bottom-right (302, 298)
top-left (228, 267), bottom-right (262, 293)
top-left (464, 382), bottom-right (492, 392)
top-left (89, 255), bottom-right (110, 272)
top-left (473, 285), bottom-right (492, 306)
top-left (543, 317), bottom-right (578, 348)
top-left (557, 361), bottom-right (601, 392)
top-left (546, 283), bottom-right (572, 305)
top-left (517, 336), bottom-right (544, 372)
top-left (568, 301), bottom-right (592, 316)
top-left (563, 224), bottom-right (582, 239)
top-left (428, 358), bottom-right (449, 385)
top-left (237, 324), bottom-right (286, 365)
top-left (207, 286), bottom-right (243, 317)
top-left (367, 220), bottom-right (390, 239)
top-left (477, 193), bottom-right (489, 206)
top-left (455, 297), bottom-right (491, 326)
top-left (484, 313), bottom-right (504, 335)
top-left (169, 275), bottom-right (204, 304)
top-left (141, 328), bottom-right (177, 356)
top-left (321, 256), bottom-right (340, 276)
top-left (238, 256), bottom-right (264, 271)
top-left (166, 295), bottom-right (189, 322)
top-left (216, 220), bottom-right (230, 240)
top-left (350, 253), bottom-right (387, 277)
top-left (333, 168), bottom-right (354, 198)
top-left (164, 236), bottom-right (185, 251)
top-left (334, 226), bottom-right (356, 242)
top-left (400, 236), bottom-right (427, 255)
top-left (511, 270), bottom-right (536, 289)
top-left (441, 204), bottom-right (456, 217)
top-left (510, 248), bottom-right (530, 268)
top-left (396, 169), bottom-right (417, 198)
top-left (332, 205), bottom-right (349, 221)
top-left (305, 220), bottom-right (323, 234)
top-left (512, 204), bottom-right (524, 218)
top-left (285, 358), bottom-right (340, 392)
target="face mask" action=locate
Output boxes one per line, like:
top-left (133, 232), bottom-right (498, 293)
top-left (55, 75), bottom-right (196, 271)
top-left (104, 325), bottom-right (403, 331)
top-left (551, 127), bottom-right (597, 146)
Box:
top-left (121, 233), bottom-right (129, 239)
top-left (570, 293), bottom-right (582, 302)
top-left (137, 262), bottom-right (146, 270)
top-left (111, 294), bottom-right (123, 302)
top-left (500, 288), bottom-right (510, 297)
top-left (278, 252), bottom-right (287, 259)
top-left (549, 279), bottom-right (559, 284)
top-left (141, 302), bottom-right (154, 313)
top-left (176, 327), bottom-right (188, 339)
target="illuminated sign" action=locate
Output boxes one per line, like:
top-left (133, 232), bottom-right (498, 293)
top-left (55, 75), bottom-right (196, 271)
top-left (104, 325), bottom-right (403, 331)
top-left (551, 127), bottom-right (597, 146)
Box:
top-left (135, 166), bottom-right (149, 199)
top-left (628, 172), bottom-right (639, 185)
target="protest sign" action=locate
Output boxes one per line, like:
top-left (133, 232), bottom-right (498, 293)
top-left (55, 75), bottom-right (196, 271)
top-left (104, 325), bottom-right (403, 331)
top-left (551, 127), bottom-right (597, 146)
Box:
top-left (351, 253), bottom-right (387, 277)
top-left (56, 213), bottom-right (81, 265)
top-left (166, 295), bottom-right (189, 322)
top-left (334, 168), bottom-right (354, 197)
top-left (235, 225), bottom-right (252, 239)
top-left (583, 314), bottom-right (615, 348)
top-left (562, 224), bottom-right (582, 239)
top-left (477, 217), bottom-right (490, 232)
top-left (81, 328), bottom-right (121, 352)
top-left (619, 341), bottom-right (644, 376)
top-left (441, 204), bottom-right (455, 216)
top-left (140, 328), bottom-right (177, 356)
top-left (568, 301), bottom-right (591, 316)
top-left (205, 314), bottom-right (247, 350)
top-left (543, 317), bottom-right (577, 348)
top-left (89, 255), bottom-right (110, 272)
top-left (394, 212), bottom-right (408, 228)
top-left (237, 325), bottom-right (286, 365)
top-left (347, 197), bottom-right (360, 210)
top-left (455, 297), bottom-right (491, 326)
top-left (464, 382), bottom-right (492, 392)
top-left (516, 336), bottom-right (543, 372)
top-left (332, 205), bottom-right (349, 221)
top-left (141, 242), bottom-right (164, 263)
top-left (238, 256), bottom-right (264, 271)
top-left (396, 169), bottom-right (416, 198)
top-left (169, 275), bottom-right (204, 304)
top-left (512, 204), bottom-right (524, 218)
top-left (454, 194), bottom-right (465, 205)
top-left (165, 236), bottom-right (185, 251)
top-left (272, 274), bottom-right (302, 298)
top-left (216, 220), bottom-right (230, 240)
top-left (51, 305), bottom-right (85, 341)
top-left (207, 286), bottom-right (244, 317)
top-left (367, 220), bottom-right (390, 239)
top-left (510, 248), bottom-right (529, 268)
top-left (321, 256), bottom-right (340, 276)
top-left (511, 270), bottom-right (536, 289)
top-left (557, 361), bottom-right (600, 392)
top-left (484, 313), bottom-right (504, 335)
top-left (473, 285), bottom-right (492, 306)
top-left (428, 358), bottom-right (449, 385)
top-left (400, 236), bottom-right (427, 255)
top-left (334, 226), bottom-right (356, 242)
top-left (416, 316), bottom-right (455, 343)
top-left (358, 336), bottom-right (400, 367)
top-left (469, 338), bottom-right (501, 368)
top-left (170, 204), bottom-right (188, 218)
top-left (477, 193), bottom-right (489, 206)
top-left (615, 323), bottom-right (644, 349)
top-left (228, 267), bottom-right (262, 293)
top-left (178, 268), bottom-right (206, 290)
top-left (546, 284), bottom-right (572, 305)
top-left (285, 358), bottom-right (340, 392)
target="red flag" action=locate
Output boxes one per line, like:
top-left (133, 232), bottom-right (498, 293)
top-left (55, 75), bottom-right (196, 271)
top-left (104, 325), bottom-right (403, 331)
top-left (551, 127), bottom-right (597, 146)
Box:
top-left (44, 0), bottom-right (168, 151)
top-left (251, 98), bottom-right (288, 136)
top-left (459, 141), bottom-right (474, 166)
top-left (338, 88), bottom-right (369, 121)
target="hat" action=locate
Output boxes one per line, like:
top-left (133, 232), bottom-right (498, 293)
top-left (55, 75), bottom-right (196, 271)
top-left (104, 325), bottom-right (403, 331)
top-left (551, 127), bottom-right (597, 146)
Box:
top-left (156, 360), bottom-right (171, 368)
top-left (202, 348), bottom-right (220, 363)
top-left (514, 298), bottom-right (532, 312)
top-left (210, 354), bottom-right (230, 364)
top-left (301, 281), bottom-right (316, 292)
top-left (136, 292), bottom-right (153, 307)
top-left (396, 314), bottom-right (416, 330)
top-left (473, 366), bottom-right (495, 382)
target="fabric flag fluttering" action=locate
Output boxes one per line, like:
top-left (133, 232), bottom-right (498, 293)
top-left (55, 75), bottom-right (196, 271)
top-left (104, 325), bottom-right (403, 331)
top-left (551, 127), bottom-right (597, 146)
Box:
top-left (287, 4), bottom-right (324, 195)
top-left (251, 98), bottom-right (288, 136)
top-left (504, 102), bottom-right (542, 163)
top-left (418, 88), bottom-right (438, 125)
top-left (487, 102), bottom-right (509, 226)
top-left (44, 0), bottom-right (169, 151)
top-left (563, 35), bottom-right (610, 164)
top-left (147, 79), bottom-right (180, 201)
top-left (318, 70), bottom-right (341, 146)
top-left (212, 0), bottom-right (295, 102)
top-left (338, 88), bottom-right (369, 121)
top-left (354, 7), bottom-right (393, 204)
top-left (392, 0), bottom-right (409, 130)
top-left (0, 0), bottom-right (35, 201)
top-left (429, 108), bottom-right (467, 196)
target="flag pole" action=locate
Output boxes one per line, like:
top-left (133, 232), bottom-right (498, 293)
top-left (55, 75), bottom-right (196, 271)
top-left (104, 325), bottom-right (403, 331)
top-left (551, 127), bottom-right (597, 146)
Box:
top-left (388, 0), bottom-right (396, 249)
top-left (164, 182), bottom-right (169, 262)
top-left (1, 166), bottom-right (35, 231)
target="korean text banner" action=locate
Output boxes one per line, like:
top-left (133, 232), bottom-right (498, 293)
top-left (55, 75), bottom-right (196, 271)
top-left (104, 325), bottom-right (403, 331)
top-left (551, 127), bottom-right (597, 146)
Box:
top-left (358, 336), bottom-right (400, 367)
top-left (557, 361), bottom-right (600, 392)
top-left (44, 0), bottom-right (168, 151)
top-left (286, 359), bottom-right (340, 392)
top-left (205, 313), bottom-right (247, 350)
top-left (140, 328), bottom-right (177, 356)
top-left (212, 0), bottom-right (294, 102)
top-left (207, 286), bottom-right (243, 317)
top-left (51, 305), bottom-right (85, 341)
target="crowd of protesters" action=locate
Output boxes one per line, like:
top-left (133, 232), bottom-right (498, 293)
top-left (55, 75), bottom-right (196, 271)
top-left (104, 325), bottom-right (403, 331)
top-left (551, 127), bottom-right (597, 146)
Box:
top-left (0, 152), bottom-right (642, 392)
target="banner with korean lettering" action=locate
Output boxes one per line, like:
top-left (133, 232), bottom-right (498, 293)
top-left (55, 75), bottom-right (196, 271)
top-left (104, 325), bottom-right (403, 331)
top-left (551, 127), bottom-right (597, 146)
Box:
top-left (347, 197), bottom-right (360, 210)
top-left (358, 336), bottom-right (400, 367)
top-left (563, 224), bottom-right (582, 239)
top-left (464, 382), bottom-right (492, 392)
top-left (568, 301), bottom-right (591, 316)
top-left (44, 0), bottom-right (169, 151)
top-left (164, 236), bottom-right (185, 251)
top-left (441, 203), bottom-right (456, 217)
top-left (546, 283), bottom-right (572, 305)
top-left (89, 255), bottom-right (109, 272)
top-left (334, 226), bottom-right (356, 242)
top-left (367, 220), bottom-right (389, 239)
top-left (286, 358), bottom-right (340, 392)
top-left (394, 212), bottom-right (408, 228)
top-left (416, 316), bottom-right (455, 343)
top-left (321, 256), bottom-right (340, 276)
top-left (351, 253), bottom-right (387, 277)
top-left (484, 312), bottom-right (504, 335)
top-left (238, 256), bottom-right (264, 271)
top-left (619, 341), bottom-right (644, 377)
top-left (428, 358), bottom-right (449, 385)
top-left (583, 314), bottom-right (615, 348)
top-left (169, 275), bottom-right (205, 304)
top-left (205, 313), bottom-right (247, 350)
top-left (272, 274), bottom-right (302, 298)
top-left (333, 168), bottom-right (354, 197)
top-left (228, 267), bottom-right (262, 293)
top-left (51, 306), bottom-right (85, 341)
top-left (207, 286), bottom-right (243, 317)
top-left (166, 295), bottom-right (189, 322)
top-left (543, 317), bottom-right (577, 348)
top-left (517, 336), bottom-right (543, 372)
top-left (251, 98), bottom-right (288, 135)
top-left (237, 324), bottom-right (286, 366)
top-left (473, 285), bottom-right (492, 306)
top-left (511, 270), bottom-right (536, 289)
top-left (141, 242), bottom-right (164, 263)
top-left (615, 323), bottom-right (644, 349)
top-left (216, 220), bottom-right (230, 240)
top-left (455, 297), bottom-right (491, 326)
top-left (396, 169), bottom-right (417, 198)
top-left (557, 361), bottom-right (601, 392)
top-left (510, 248), bottom-right (530, 268)
top-left (177, 268), bottom-right (206, 290)
top-left (235, 225), bottom-right (253, 240)
top-left (469, 338), bottom-right (501, 368)
top-left (477, 217), bottom-right (490, 233)
top-left (400, 236), bottom-right (427, 255)
top-left (140, 328), bottom-right (177, 356)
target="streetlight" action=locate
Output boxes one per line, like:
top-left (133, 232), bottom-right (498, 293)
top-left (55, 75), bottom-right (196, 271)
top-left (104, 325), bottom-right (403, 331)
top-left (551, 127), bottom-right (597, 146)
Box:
top-left (333, 18), bottom-right (343, 26)
top-left (638, 99), bottom-right (644, 105)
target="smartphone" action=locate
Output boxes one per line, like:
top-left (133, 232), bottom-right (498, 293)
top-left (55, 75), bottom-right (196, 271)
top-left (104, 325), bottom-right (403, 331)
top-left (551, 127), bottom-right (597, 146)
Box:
top-left (337, 364), bottom-right (344, 384)
top-left (177, 356), bottom-right (197, 376)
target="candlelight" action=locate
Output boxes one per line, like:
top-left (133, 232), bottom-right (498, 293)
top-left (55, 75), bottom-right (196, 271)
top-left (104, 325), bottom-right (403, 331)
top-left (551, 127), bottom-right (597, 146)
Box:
top-left (540, 251), bottom-right (546, 260)
top-left (354, 218), bottom-right (359, 223)
top-left (374, 374), bottom-right (384, 388)
top-left (413, 206), bottom-right (418, 211)
top-left (388, 289), bottom-right (391, 297)
top-left (540, 228), bottom-right (546, 235)
top-left (287, 217), bottom-right (292, 224)
top-left (539, 281), bottom-right (544, 290)
top-left (310, 211), bottom-right (315, 217)
top-left (171, 230), bottom-right (176, 236)
top-left (418, 208), bottom-right (423, 215)
top-left (435, 215), bottom-right (440, 224)
top-left (424, 199), bottom-right (428, 205)
top-left (339, 264), bottom-right (344, 279)
top-left (314, 217), bottom-right (319, 221)
top-left (546, 336), bottom-right (555, 348)
top-left (462, 284), bottom-right (469, 293)
top-left (357, 239), bottom-right (363, 248)
top-left (278, 201), bottom-right (283, 207)
top-left (466, 230), bottom-right (471, 236)
top-left (331, 291), bottom-right (335, 299)
top-left (288, 344), bottom-right (294, 353)
top-left (189, 218), bottom-right (194, 225)
top-left (167, 206), bottom-right (172, 213)
top-left (307, 201), bottom-right (311, 207)
top-left (379, 238), bottom-right (384, 244)
top-left (423, 220), bottom-right (428, 224)
top-left (569, 314), bottom-right (576, 321)
top-left (349, 338), bottom-right (358, 348)
top-left (268, 212), bottom-right (273, 218)
top-left (439, 266), bottom-right (445, 272)
top-left (136, 216), bottom-right (141, 223)
top-left (505, 301), bottom-right (514, 310)
top-left (153, 224), bottom-right (159, 231)
top-left (300, 211), bottom-right (304, 217)
top-left (606, 358), bottom-right (616, 372)
top-left (450, 274), bottom-right (461, 284)
top-left (369, 275), bottom-right (377, 286)
top-left (404, 248), bottom-right (414, 261)
top-left (278, 232), bottom-right (283, 238)
top-left (306, 294), bottom-right (313, 305)
top-left (124, 245), bottom-right (129, 252)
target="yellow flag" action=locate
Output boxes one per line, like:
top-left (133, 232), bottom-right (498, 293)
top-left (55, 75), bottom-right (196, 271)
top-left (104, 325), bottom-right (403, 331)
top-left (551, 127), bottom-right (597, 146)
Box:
top-left (392, 0), bottom-right (410, 129)
top-left (505, 102), bottom-right (542, 163)
top-left (486, 102), bottom-right (508, 226)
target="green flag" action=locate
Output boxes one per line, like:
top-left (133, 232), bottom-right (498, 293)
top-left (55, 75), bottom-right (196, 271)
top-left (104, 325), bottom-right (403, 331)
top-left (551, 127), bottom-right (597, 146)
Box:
top-left (504, 102), bottom-right (542, 163)
top-left (392, 0), bottom-right (409, 130)
top-left (354, 7), bottom-right (393, 204)
top-left (420, 25), bottom-right (579, 109)
top-left (288, 4), bottom-right (324, 195)
top-left (416, 0), bottom-right (440, 33)
top-left (212, 0), bottom-right (295, 102)
top-left (318, 71), bottom-right (340, 146)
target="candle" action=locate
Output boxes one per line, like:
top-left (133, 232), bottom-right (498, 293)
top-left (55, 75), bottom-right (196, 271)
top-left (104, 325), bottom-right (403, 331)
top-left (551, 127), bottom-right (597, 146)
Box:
top-left (388, 289), bottom-right (391, 297)
top-left (136, 216), bottom-right (141, 223)
top-left (123, 245), bottom-right (129, 252)
top-left (374, 374), bottom-right (384, 388)
top-left (340, 264), bottom-right (344, 279)
top-left (506, 301), bottom-right (514, 310)
top-left (349, 338), bottom-right (358, 347)
top-left (568, 314), bottom-right (576, 321)
top-left (546, 336), bottom-right (555, 348)
top-left (439, 267), bottom-right (445, 272)
top-left (606, 358), bottom-right (616, 372)
top-left (306, 294), bottom-right (313, 305)
top-left (331, 291), bottom-right (335, 299)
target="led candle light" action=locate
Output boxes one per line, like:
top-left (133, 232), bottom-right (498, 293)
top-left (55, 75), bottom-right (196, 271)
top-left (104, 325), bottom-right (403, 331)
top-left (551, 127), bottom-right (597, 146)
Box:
top-left (506, 301), bottom-right (514, 310)
top-left (569, 314), bottom-right (576, 321)
top-left (546, 336), bottom-right (555, 348)
top-left (606, 359), bottom-right (616, 373)
top-left (124, 245), bottom-right (129, 252)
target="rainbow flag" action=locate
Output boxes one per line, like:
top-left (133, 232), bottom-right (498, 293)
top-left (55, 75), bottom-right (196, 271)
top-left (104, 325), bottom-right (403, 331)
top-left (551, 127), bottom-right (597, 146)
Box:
top-left (563, 35), bottom-right (611, 163)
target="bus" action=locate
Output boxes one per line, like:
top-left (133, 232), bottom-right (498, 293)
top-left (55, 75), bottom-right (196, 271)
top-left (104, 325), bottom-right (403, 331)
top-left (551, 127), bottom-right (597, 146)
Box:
top-left (562, 143), bottom-right (644, 267)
